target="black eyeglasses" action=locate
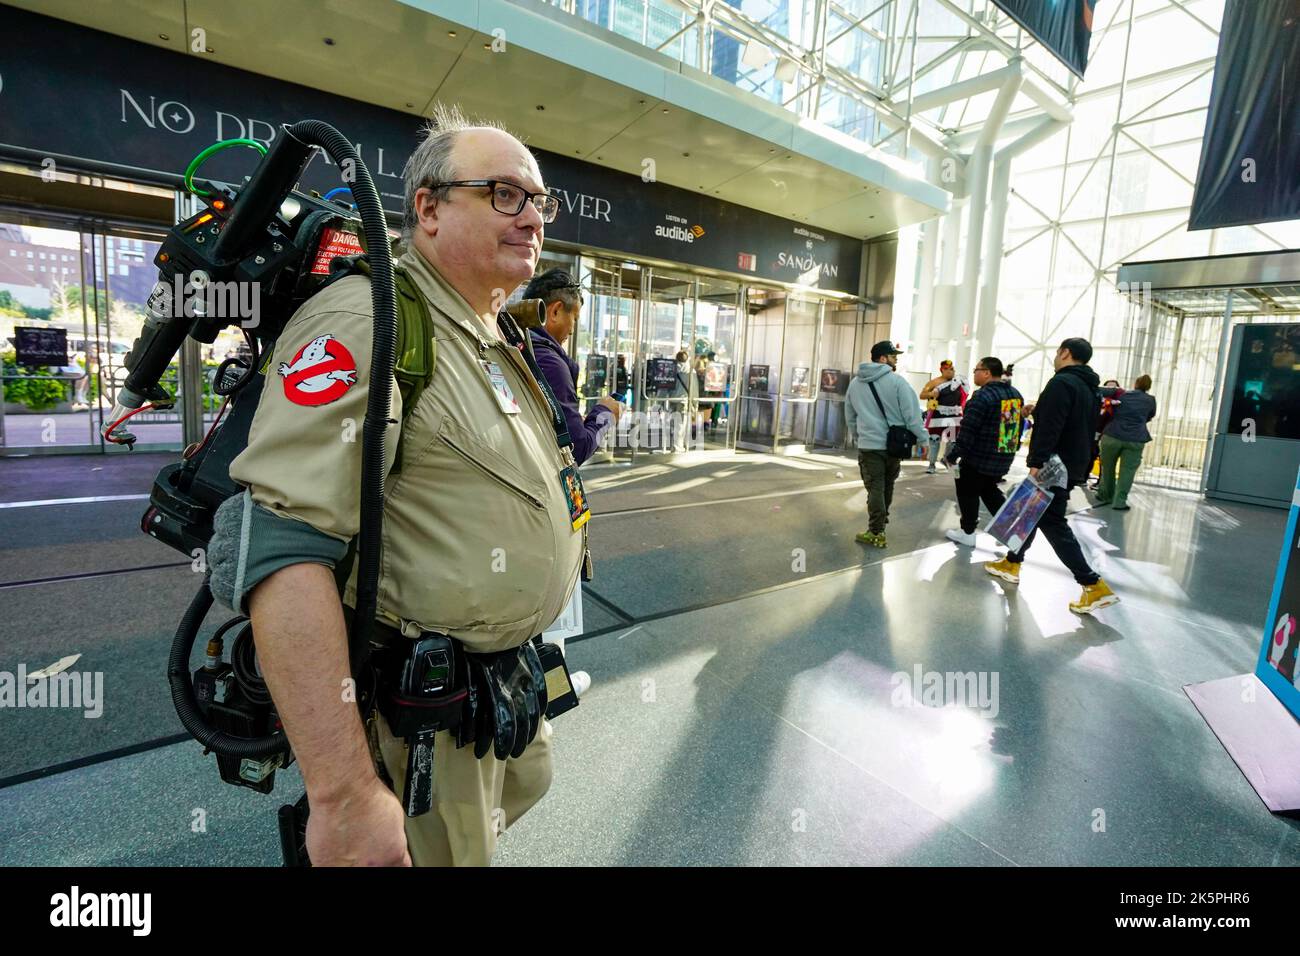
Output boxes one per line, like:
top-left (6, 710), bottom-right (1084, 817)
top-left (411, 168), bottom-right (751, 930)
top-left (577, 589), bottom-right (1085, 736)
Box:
top-left (428, 180), bottom-right (559, 223)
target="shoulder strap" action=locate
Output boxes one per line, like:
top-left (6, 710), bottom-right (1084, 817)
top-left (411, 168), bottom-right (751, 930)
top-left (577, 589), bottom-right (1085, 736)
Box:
top-left (333, 256), bottom-right (437, 472)
top-left (866, 380), bottom-right (894, 427)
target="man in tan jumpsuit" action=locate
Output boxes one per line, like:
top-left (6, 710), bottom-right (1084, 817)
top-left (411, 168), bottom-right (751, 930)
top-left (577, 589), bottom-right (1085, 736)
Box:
top-left (207, 107), bottom-right (583, 866)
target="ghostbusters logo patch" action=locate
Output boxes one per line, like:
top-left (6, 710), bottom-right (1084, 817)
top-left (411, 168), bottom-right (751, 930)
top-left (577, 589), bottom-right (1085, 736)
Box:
top-left (277, 333), bottom-right (358, 407)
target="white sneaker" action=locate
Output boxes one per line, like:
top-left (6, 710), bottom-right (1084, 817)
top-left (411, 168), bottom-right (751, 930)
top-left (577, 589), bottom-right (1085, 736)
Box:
top-left (570, 670), bottom-right (591, 698)
top-left (946, 528), bottom-right (977, 547)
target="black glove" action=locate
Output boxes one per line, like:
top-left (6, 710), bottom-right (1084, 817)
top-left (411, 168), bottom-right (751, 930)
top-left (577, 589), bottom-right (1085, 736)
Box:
top-left (473, 656), bottom-right (515, 760)
top-left (466, 645), bottom-right (547, 761)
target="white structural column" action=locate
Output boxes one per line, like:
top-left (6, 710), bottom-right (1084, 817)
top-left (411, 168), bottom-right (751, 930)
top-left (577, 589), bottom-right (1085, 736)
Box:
top-left (892, 222), bottom-right (921, 351)
top-left (974, 117), bottom-right (1070, 362)
top-left (908, 155), bottom-right (946, 364)
top-left (953, 63), bottom-right (1023, 371)
top-left (929, 193), bottom-right (965, 368)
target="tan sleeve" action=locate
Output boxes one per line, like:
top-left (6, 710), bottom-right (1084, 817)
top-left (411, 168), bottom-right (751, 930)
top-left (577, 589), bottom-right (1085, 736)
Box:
top-left (229, 288), bottom-right (401, 542)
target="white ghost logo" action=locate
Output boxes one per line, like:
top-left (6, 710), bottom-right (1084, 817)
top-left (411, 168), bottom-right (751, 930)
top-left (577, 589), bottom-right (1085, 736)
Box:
top-left (278, 333), bottom-right (357, 393)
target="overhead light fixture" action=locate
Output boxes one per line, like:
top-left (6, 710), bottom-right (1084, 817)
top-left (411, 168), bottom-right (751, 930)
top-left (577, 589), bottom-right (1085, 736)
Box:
top-left (448, 30), bottom-right (457, 37)
top-left (741, 38), bottom-right (774, 70)
top-left (774, 57), bottom-right (799, 83)
top-left (158, 33), bottom-right (170, 40)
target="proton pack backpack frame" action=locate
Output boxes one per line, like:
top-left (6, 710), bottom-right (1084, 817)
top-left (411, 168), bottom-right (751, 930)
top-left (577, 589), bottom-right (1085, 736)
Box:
top-left (105, 125), bottom-right (415, 857)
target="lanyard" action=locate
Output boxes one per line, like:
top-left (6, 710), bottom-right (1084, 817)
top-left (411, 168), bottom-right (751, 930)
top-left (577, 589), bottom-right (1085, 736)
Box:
top-left (495, 313), bottom-right (574, 452)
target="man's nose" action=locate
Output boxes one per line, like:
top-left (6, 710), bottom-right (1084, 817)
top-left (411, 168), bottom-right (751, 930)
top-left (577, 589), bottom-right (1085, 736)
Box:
top-left (516, 199), bottom-right (544, 231)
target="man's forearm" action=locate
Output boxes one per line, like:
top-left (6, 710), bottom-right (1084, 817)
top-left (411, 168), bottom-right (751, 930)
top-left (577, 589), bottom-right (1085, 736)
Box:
top-left (249, 562), bottom-right (377, 805)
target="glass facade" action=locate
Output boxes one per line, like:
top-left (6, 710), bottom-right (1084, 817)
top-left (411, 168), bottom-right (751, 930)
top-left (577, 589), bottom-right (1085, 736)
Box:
top-left (542, 0), bottom-right (1300, 425)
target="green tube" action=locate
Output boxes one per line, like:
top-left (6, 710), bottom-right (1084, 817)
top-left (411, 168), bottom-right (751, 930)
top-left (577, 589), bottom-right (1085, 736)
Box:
top-left (183, 138), bottom-right (269, 197)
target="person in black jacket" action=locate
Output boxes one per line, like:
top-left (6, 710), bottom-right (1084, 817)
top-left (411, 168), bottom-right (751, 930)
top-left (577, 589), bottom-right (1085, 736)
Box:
top-left (943, 356), bottom-right (1023, 546)
top-left (984, 337), bottom-right (1119, 615)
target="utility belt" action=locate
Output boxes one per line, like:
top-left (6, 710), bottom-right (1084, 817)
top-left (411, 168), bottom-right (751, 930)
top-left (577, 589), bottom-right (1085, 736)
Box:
top-left (362, 620), bottom-right (579, 817)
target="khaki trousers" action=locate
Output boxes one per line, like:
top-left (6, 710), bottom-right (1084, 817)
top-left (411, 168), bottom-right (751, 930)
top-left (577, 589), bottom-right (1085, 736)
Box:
top-left (372, 714), bottom-right (553, 866)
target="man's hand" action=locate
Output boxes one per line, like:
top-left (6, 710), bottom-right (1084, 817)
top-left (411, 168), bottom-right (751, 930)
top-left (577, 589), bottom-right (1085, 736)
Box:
top-left (307, 778), bottom-right (412, 867)
top-left (249, 563), bottom-right (410, 866)
top-left (597, 396), bottom-right (623, 422)
top-left (1028, 467), bottom-right (1041, 479)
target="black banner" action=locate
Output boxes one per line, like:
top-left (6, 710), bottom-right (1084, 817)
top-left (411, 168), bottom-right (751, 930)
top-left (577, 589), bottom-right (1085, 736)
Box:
top-left (0, 6), bottom-right (860, 293)
top-left (991, 0), bottom-right (1097, 78)
top-left (1189, 0), bottom-right (1300, 231)
top-left (14, 326), bottom-right (68, 367)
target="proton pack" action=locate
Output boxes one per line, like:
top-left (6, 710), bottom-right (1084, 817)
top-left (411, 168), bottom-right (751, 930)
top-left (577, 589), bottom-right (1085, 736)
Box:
top-left (111, 121), bottom-right (401, 809)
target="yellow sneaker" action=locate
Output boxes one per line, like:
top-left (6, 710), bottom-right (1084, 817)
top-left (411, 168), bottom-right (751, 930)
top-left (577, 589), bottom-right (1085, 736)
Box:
top-left (1070, 579), bottom-right (1119, 615)
top-left (984, 558), bottom-right (1020, 583)
top-left (855, 531), bottom-right (886, 548)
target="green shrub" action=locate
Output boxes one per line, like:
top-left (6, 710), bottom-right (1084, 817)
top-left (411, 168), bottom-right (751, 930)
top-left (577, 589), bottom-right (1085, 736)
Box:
top-left (1, 359), bottom-right (69, 410)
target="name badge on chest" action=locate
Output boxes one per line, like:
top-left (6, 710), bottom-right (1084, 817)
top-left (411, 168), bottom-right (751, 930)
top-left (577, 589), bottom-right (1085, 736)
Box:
top-left (479, 359), bottom-right (520, 415)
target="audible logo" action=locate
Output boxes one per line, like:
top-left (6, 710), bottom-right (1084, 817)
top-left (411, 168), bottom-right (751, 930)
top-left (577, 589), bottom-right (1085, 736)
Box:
top-left (654, 224), bottom-right (705, 243)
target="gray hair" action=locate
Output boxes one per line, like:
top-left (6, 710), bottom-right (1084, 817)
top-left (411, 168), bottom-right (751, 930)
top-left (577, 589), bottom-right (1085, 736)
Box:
top-left (540, 286), bottom-right (581, 312)
top-left (401, 103), bottom-right (512, 236)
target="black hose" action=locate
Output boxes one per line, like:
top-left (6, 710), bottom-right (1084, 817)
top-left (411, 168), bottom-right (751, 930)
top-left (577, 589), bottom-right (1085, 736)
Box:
top-left (168, 580), bottom-right (287, 758)
top-left (231, 622), bottom-right (273, 707)
top-left (165, 121), bottom-right (393, 759)
top-left (284, 120), bottom-right (395, 652)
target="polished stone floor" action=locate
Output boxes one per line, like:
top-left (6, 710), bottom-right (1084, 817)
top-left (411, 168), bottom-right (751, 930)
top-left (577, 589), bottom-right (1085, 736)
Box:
top-left (1, 450), bottom-right (1297, 865)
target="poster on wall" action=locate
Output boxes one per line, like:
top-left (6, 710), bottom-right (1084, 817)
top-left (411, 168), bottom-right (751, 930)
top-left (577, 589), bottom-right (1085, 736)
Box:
top-left (704, 362), bottom-right (729, 392)
top-left (1189, 0), bottom-right (1300, 230)
top-left (789, 367), bottom-right (812, 398)
top-left (647, 357), bottom-right (679, 393)
top-left (747, 364), bottom-right (771, 394)
top-left (819, 368), bottom-right (847, 395)
top-left (1256, 466), bottom-right (1300, 721)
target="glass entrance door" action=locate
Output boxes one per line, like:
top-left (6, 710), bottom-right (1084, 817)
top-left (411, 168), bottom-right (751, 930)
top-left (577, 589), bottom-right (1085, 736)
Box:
top-left (574, 258), bottom-right (639, 464)
top-left (775, 294), bottom-right (821, 454)
top-left (692, 275), bottom-right (742, 450)
top-left (737, 288), bottom-right (785, 452)
top-left (639, 267), bottom-right (696, 455)
top-left (811, 307), bottom-right (862, 451)
top-left (735, 290), bottom-right (835, 455)
top-left (0, 216), bottom-right (186, 454)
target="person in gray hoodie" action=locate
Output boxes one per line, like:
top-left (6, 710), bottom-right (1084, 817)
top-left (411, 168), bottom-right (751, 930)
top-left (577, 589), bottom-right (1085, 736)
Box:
top-left (843, 341), bottom-right (929, 547)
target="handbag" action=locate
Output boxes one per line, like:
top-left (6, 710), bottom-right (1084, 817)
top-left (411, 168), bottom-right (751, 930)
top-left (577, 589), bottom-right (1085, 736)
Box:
top-left (867, 380), bottom-right (918, 460)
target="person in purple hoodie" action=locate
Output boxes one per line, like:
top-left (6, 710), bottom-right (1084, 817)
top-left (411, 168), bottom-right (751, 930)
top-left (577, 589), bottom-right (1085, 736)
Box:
top-left (522, 268), bottom-right (623, 465)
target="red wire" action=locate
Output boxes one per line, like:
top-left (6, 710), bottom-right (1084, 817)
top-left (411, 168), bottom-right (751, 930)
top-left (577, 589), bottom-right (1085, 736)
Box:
top-left (103, 402), bottom-right (160, 443)
top-left (185, 396), bottom-right (231, 459)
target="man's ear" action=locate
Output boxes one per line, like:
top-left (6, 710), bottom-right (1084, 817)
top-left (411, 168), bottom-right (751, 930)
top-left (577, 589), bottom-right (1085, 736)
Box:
top-left (415, 187), bottom-right (441, 236)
